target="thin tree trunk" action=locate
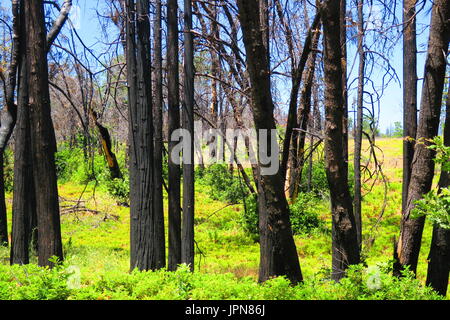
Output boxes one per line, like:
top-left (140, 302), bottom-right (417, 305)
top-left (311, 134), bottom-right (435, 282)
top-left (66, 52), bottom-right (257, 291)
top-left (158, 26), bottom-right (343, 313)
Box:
top-left (152, 0), bottom-right (166, 270)
top-left (401, 0), bottom-right (418, 215)
top-left (353, 0), bottom-right (365, 250)
top-left (321, 0), bottom-right (360, 281)
top-left (237, 0), bottom-right (303, 285)
top-left (340, 0), bottom-right (349, 180)
top-left (426, 84), bottom-right (450, 296)
top-left (288, 21), bottom-right (321, 201)
top-left (167, 0), bottom-right (181, 271)
top-left (181, 0), bottom-right (195, 270)
top-left (396, 0), bottom-right (450, 275)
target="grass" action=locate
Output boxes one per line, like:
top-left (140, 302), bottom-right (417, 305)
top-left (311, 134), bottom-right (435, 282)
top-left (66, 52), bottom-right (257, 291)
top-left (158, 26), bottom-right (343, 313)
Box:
top-left (0, 137), bottom-right (446, 300)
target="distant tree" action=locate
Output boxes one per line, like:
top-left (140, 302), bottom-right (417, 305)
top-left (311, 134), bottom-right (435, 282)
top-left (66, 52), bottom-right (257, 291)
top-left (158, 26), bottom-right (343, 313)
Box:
top-left (393, 121), bottom-right (403, 138)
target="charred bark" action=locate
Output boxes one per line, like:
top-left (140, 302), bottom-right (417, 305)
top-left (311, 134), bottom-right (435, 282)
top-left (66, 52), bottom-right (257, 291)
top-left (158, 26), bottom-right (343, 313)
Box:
top-left (237, 0), bottom-right (303, 285)
top-left (26, 0), bottom-right (63, 267)
top-left (396, 0), bottom-right (450, 275)
top-left (167, 0), bottom-right (181, 271)
top-left (321, 0), bottom-right (360, 281)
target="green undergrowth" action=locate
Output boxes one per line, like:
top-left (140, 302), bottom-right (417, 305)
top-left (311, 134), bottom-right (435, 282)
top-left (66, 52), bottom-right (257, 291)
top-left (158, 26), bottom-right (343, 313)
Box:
top-left (0, 262), bottom-right (442, 300)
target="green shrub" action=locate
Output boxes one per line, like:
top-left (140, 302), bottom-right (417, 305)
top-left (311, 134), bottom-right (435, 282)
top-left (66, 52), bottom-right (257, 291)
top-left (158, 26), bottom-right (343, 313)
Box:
top-left (106, 175), bottom-right (130, 206)
top-left (202, 164), bottom-right (248, 204)
top-left (0, 262), bottom-right (72, 300)
top-left (290, 193), bottom-right (326, 235)
top-left (239, 194), bottom-right (259, 241)
top-left (238, 193), bottom-right (325, 240)
top-left (299, 159), bottom-right (355, 197)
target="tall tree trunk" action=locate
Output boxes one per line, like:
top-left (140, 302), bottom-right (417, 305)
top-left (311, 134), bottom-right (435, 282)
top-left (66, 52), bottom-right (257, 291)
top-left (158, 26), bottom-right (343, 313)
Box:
top-left (26, 0), bottom-right (63, 267)
top-left (321, 0), bottom-right (360, 281)
top-left (153, 0), bottom-right (166, 270)
top-left (0, 0), bottom-right (21, 247)
top-left (167, 0), bottom-right (181, 271)
top-left (426, 84), bottom-right (450, 296)
top-left (353, 0), bottom-right (365, 250)
top-left (340, 0), bottom-right (349, 180)
top-left (126, 0), bottom-right (157, 271)
top-left (10, 56), bottom-right (37, 264)
top-left (237, 0), bottom-right (303, 285)
top-left (181, 0), bottom-right (195, 270)
top-left (401, 0), bottom-right (418, 215)
top-left (396, 0), bottom-right (450, 275)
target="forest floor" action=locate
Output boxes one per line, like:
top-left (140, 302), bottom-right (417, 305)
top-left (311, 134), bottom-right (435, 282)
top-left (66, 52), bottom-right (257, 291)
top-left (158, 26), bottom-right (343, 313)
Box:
top-left (0, 137), bottom-right (445, 300)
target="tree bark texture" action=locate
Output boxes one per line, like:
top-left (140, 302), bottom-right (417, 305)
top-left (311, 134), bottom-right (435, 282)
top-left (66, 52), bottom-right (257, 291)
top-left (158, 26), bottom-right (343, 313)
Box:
top-left (397, 0), bottom-right (450, 275)
top-left (321, 0), bottom-right (360, 281)
top-left (237, 0), bottom-right (303, 285)
top-left (167, 0), bottom-right (181, 271)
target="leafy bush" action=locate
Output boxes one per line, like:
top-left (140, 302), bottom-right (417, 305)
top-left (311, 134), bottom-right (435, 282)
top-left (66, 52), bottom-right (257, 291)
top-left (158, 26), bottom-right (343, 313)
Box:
top-left (106, 175), bottom-right (130, 206)
top-left (239, 194), bottom-right (259, 241)
top-left (0, 262), bottom-right (72, 300)
top-left (202, 164), bottom-right (248, 204)
top-left (299, 159), bottom-right (354, 197)
top-left (238, 192), bottom-right (325, 240)
top-left (290, 193), bottom-right (326, 235)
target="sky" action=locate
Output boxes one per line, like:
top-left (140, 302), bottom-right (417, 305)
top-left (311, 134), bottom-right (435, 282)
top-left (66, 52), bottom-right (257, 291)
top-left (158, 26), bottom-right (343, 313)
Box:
top-left (59, 0), bottom-right (435, 133)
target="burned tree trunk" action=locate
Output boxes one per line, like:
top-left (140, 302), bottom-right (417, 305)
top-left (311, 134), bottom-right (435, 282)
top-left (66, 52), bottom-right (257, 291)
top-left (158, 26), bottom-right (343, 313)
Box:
top-left (396, 0), bottom-right (450, 275)
top-left (181, 0), bottom-right (195, 270)
top-left (321, 0), bottom-right (360, 281)
top-left (126, 0), bottom-right (159, 271)
top-left (237, 0), bottom-right (303, 285)
top-left (26, 0), bottom-right (63, 267)
top-left (402, 0), bottom-right (418, 215)
top-left (152, 0), bottom-right (166, 270)
top-left (353, 0), bottom-right (365, 250)
top-left (90, 110), bottom-right (122, 180)
top-left (426, 85), bottom-right (450, 296)
top-left (167, 0), bottom-right (181, 271)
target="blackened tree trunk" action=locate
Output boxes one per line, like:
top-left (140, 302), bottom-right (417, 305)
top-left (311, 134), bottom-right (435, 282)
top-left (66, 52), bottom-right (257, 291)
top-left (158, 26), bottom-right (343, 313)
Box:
top-left (126, 0), bottom-right (158, 271)
top-left (426, 84), bottom-right (450, 296)
top-left (11, 57), bottom-right (37, 264)
top-left (26, 0), bottom-right (63, 267)
top-left (236, 0), bottom-right (303, 285)
top-left (0, 0), bottom-right (21, 247)
top-left (152, 0), bottom-right (166, 270)
top-left (402, 0), bottom-right (418, 215)
top-left (353, 0), bottom-right (365, 250)
top-left (167, 0), bottom-right (181, 271)
top-left (10, 0), bottom-right (69, 264)
top-left (340, 0), bottom-right (349, 179)
top-left (320, 0), bottom-right (360, 281)
top-left (288, 19), bottom-right (321, 201)
top-left (181, 0), bottom-right (195, 270)
top-left (396, 0), bottom-right (450, 275)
